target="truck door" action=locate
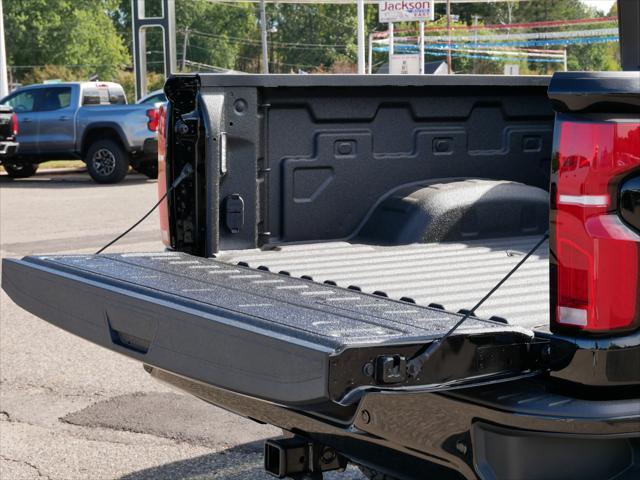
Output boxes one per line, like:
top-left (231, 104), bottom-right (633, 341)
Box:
top-left (35, 86), bottom-right (76, 155)
top-left (2, 88), bottom-right (41, 155)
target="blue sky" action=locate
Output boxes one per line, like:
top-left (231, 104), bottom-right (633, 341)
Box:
top-left (581, 0), bottom-right (616, 13)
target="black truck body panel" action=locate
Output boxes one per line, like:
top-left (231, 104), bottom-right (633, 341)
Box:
top-left (548, 71), bottom-right (640, 113)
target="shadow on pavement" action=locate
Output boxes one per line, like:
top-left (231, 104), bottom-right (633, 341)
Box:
top-left (0, 172), bottom-right (153, 188)
top-left (118, 444), bottom-right (266, 480)
top-left (63, 391), bottom-right (365, 480)
top-left (119, 445), bottom-right (366, 480)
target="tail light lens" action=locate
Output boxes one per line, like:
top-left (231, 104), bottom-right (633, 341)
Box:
top-left (551, 117), bottom-right (640, 333)
top-left (157, 104), bottom-right (170, 246)
top-left (10, 113), bottom-right (18, 136)
top-left (146, 108), bottom-right (159, 132)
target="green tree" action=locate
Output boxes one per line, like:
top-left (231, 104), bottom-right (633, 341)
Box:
top-left (177, 1), bottom-right (258, 72)
top-left (5, 0), bottom-right (129, 82)
top-left (113, 0), bottom-right (258, 73)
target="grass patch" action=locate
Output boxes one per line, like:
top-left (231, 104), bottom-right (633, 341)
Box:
top-left (38, 160), bottom-right (85, 169)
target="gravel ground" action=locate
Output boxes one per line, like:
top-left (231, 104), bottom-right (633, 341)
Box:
top-left (0, 171), bottom-right (365, 480)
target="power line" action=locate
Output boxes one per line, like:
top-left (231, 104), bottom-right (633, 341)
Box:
top-left (187, 28), bottom-right (350, 48)
top-left (9, 63), bottom-right (135, 69)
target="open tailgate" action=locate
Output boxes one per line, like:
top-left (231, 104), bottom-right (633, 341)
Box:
top-left (2, 253), bottom-right (547, 407)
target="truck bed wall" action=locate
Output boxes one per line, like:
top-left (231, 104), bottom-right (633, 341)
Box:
top-left (178, 76), bottom-right (555, 253)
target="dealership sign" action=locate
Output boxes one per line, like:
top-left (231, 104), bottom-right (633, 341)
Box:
top-left (390, 54), bottom-right (421, 74)
top-left (379, 1), bottom-right (435, 23)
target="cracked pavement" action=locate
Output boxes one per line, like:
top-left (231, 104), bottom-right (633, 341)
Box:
top-left (0, 172), bottom-right (366, 480)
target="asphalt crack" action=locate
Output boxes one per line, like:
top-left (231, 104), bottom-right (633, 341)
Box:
top-left (0, 454), bottom-right (52, 479)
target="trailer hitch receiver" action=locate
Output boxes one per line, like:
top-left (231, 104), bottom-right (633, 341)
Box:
top-left (264, 436), bottom-right (347, 479)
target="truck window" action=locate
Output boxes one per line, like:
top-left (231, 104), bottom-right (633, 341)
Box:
top-left (82, 85), bottom-right (126, 105)
top-left (82, 87), bottom-right (106, 106)
top-left (107, 86), bottom-right (127, 105)
top-left (39, 87), bottom-right (72, 111)
top-left (3, 90), bottom-right (37, 113)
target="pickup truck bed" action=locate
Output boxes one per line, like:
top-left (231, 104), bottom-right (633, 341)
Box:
top-left (219, 235), bottom-right (549, 330)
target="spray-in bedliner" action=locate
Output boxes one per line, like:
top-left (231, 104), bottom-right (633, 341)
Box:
top-left (218, 235), bottom-right (550, 330)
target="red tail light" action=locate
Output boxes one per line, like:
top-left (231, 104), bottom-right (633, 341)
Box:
top-left (551, 118), bottom-right (640, 333)
top-left (146, 108), bottom-right (159, 132)
top-left (10, 113), bottom-right (18, 136)
top-left (157, 104), bottom-right (170, 246)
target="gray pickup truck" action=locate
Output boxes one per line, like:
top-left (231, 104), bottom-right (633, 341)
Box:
top-left (1, 81), bottom-right (158, 183)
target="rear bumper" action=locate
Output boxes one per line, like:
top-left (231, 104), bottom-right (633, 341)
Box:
top-left (355, 379), bottom-right (640, 479)
top-left (153, 367), bottom-right (640, 480)
top-left (549, 330), bottom-right (640, 386)
top-left (0, 141), bottom-right (19, 158)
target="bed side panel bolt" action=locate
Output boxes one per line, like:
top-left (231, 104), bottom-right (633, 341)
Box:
top-left (456, 441), bottom-right (468, 455)
top-left (362, 362), bottom-right (375, 377)
top-left (360, 410), bottom-right (371, 424)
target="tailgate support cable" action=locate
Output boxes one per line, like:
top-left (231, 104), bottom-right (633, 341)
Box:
top-left (406, 232), bottom-right (550, 378)
top-left (95, 163), bottom-right (194, 254)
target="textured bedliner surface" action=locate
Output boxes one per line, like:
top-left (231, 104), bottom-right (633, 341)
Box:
top-left (218, 235), bottom-right (550, 330)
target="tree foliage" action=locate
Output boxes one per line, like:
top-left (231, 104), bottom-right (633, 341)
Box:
top-left (5, 0), bottom-right (129, 81)
top-left (4, 0), bottom-right (621, 86)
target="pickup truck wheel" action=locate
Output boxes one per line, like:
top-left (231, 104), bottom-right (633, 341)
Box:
top-left (85, 140), bottom-right (129, 184)
top-left (357, 466), bottom-right (399, 480)
top-left (3, 161), bottom-right (38, 178)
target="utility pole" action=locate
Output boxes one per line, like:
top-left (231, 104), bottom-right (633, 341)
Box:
top-left (446, 0), bottom-right (452, 74)
top-left (0, 0), bottom-right (9, 97)
top-left (357, 0), bottom-right (365, 74)
top-left (259, 0), bottom-right (269, 74)
top-left (388, 22), bottom-right (394, 67)
top-left (181, 27), bottom-right (190, 72)
top-left (368, 32), bottom-right (373, 74)
top-left (419, 21), bottom-right (425, 75)
top-left (472, 15), bottom-right (479, 74)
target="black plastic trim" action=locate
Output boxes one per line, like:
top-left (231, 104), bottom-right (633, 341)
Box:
top-left (619, 174), bottom-right (640, 233)
top-left (79, 121), bottom-right (131, 155)
top-left (0, 141), bottom-right (19, 158)
top-left (193, 73), bottom-right (550, 88)
top-left (472, 422), bottom-right (639, 480)
top-left (548, 72), bottom-right (640, 114)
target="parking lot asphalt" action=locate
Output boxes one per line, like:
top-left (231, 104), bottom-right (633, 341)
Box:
top-left (0, 171), bottom-right (365, 480)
